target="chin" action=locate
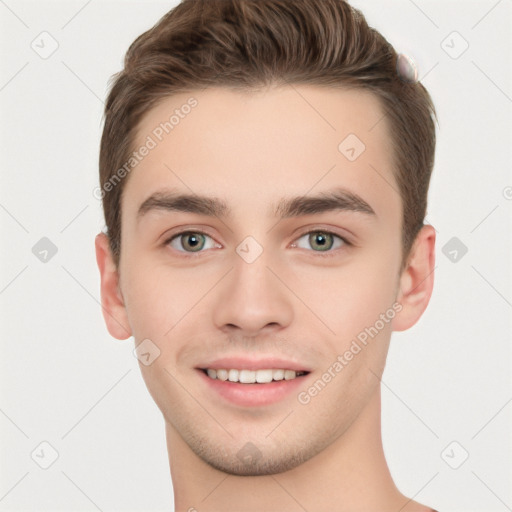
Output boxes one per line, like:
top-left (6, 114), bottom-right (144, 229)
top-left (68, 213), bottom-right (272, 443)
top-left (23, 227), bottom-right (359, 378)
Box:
top-left (192, 439), bottom-right (314, 476)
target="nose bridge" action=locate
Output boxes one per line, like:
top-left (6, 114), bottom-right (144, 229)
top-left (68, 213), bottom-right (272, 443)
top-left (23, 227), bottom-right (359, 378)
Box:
top-left (211, 239), bottom-right (294, 334)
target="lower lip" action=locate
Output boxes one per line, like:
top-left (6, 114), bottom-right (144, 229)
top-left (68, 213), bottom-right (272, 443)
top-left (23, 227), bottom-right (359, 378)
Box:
top-left (196, 369), bottom-right (309, 407)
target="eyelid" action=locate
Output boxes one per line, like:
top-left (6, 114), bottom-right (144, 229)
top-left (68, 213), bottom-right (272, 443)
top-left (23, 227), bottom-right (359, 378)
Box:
top-left (163, 226), bottom-right (353, 257)
top-left (162, 225), bottom-right (218, 243)
top-left (290, 228), bottom-right (351, 258)
top-left (162, 227), bottom-right (221, 256)
top-left (290, 222), bottom-right (354, 243)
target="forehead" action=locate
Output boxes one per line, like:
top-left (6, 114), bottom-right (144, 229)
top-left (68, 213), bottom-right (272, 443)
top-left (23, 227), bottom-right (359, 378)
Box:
top-left (123, 85), bottom-right (400, 224)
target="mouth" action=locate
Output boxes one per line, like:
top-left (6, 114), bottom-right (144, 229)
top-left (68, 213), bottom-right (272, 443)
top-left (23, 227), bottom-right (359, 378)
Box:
top-left (199, 367), bottom-right (310, 383)
top-left (196, 366), bottom-right (311, 407)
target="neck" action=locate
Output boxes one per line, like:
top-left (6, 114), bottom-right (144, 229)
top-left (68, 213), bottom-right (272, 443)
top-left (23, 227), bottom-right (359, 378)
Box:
top-left (164, 389), bottom-right (431, 512)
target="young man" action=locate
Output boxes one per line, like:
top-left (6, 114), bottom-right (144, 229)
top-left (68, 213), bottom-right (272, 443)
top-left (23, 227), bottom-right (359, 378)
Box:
top-left (95, 0), bottom-right (438, 510)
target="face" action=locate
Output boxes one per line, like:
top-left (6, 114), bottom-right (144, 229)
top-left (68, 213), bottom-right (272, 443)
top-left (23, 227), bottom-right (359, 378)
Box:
top-left (102, 85), bottom-right (413, 475)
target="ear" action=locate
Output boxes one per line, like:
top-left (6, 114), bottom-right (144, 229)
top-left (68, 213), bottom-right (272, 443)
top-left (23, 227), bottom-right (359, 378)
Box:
top-left (391, 224), bottom-right (436, 332)
top-left (95, 232), bottom-right (132, 340)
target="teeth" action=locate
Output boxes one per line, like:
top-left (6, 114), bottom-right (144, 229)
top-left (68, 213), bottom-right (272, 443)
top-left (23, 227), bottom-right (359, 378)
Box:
top-left (256, 369), bottom-right (273, 383)
top-left (204, 368), bottom-right (306, 383)
top-left (216, 369), bottom-right (229, 381)
top-left (239, 369), bottom-right (256, 383)
top-left (273, 369), bottom-right (284, 381)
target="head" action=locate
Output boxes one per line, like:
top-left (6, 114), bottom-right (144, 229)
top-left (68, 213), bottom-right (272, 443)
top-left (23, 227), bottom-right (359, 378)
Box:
top-left (96, 0), bottom-right (436, 476)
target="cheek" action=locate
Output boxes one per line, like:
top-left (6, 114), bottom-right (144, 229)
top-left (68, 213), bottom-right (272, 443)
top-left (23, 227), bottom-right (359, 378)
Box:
top-left (120, 256), bottom-right (220, 343)
top-left (119, 259), bottom-right (175, 343)
top-left (300, 251), bottom-right (400, 334)
top-left (294, 271), bottom-right (394, 425)
top-left (293, 252), bottom-right (400, 389)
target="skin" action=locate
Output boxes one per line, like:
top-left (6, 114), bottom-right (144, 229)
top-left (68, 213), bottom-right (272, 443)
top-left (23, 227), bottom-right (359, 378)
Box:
top-left (96, 85), bottom-right (436, 512)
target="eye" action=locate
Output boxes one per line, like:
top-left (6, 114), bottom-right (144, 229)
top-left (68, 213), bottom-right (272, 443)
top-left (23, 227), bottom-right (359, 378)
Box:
top-left (167, 231), bottom-right (219, 253)
top-left (291, 230), bottom-right (348, 254)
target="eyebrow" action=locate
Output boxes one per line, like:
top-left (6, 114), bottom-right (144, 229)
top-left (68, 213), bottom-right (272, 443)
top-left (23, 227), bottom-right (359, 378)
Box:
top-left (137, 187), bottom-right (376, 221)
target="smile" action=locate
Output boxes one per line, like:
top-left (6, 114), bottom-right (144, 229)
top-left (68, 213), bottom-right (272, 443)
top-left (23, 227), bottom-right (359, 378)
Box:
top-left (202, 368), bottom-right (308, 383)
top-left (197, 368), bottom-right (311, 407)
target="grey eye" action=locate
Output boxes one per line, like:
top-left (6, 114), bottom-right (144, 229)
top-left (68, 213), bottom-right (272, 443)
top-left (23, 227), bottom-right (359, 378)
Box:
top-left (295, 231), bottom-right (345, 252)
top-left (169, 232), bottom-right (216, 252)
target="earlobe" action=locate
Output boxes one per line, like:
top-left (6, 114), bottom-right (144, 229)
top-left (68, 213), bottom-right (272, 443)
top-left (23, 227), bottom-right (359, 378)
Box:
top-left (95, 233), bottom-right (132, 340)
top-left (391, 225), bottom-right (436, 332)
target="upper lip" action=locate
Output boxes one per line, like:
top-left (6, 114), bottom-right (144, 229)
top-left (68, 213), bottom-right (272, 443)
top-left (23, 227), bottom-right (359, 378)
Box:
top-left (197, 357), bottom-right (311, 372)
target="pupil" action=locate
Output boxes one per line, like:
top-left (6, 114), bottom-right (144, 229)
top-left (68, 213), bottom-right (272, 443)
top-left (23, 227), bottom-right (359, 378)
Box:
top-left (311, 232), bottom-right (332, 251)
top-left (185, 233), bottom-right (203, 251)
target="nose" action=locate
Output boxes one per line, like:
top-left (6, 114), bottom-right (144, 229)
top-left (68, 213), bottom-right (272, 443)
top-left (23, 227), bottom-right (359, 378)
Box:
top-left (212, 250), bottom-right (294, 337)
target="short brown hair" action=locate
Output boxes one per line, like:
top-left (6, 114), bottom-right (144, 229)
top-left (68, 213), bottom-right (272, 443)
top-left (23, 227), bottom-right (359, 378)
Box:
top-left (99, 0), bottom-right (437, 268)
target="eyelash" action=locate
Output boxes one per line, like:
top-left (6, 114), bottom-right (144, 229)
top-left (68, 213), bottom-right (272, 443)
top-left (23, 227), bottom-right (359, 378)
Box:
top-left (164, 229), bottom-right (351, 259)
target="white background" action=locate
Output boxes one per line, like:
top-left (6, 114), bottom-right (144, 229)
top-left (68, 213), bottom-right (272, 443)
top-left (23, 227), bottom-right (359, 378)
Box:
top-left (0, 0), bottom-right (511, 511)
